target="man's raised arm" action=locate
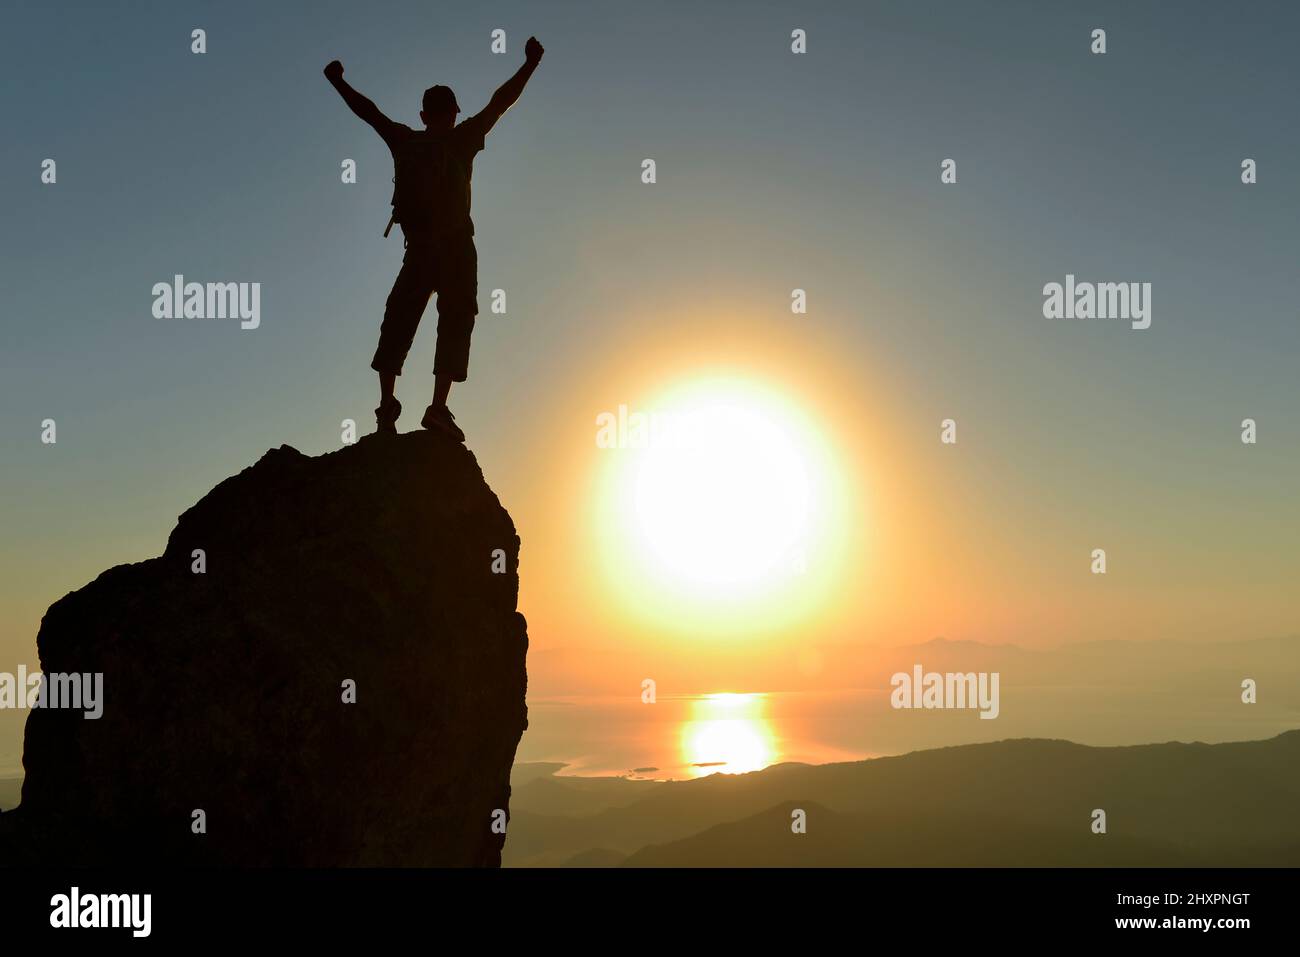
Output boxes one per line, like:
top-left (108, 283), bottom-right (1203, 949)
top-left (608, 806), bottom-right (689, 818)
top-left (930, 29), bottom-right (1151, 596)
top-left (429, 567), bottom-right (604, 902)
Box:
top-left (478, 37), bottom-right (545, 131)
top-left (324, 60), bottom-right (396, 139)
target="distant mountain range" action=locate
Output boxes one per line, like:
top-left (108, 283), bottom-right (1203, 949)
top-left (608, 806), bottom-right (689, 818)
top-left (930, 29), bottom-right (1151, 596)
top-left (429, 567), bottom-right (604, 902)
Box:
top-left (529, 633), bottom-right (1300, 699)
top-left (506, 730), bottom-right (1300, 866)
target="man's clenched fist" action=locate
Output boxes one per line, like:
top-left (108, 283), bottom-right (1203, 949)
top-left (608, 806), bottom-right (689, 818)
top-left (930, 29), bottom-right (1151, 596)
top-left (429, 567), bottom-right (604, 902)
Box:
top-left (323, 60), bottom-right (344, 82)
top-left (524, 37), bottom-right (544, 64)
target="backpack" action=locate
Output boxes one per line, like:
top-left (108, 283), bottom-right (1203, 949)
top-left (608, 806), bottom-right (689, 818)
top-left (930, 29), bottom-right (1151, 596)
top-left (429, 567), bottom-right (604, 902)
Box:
top-left (385, 132), bottom-right (451, 237)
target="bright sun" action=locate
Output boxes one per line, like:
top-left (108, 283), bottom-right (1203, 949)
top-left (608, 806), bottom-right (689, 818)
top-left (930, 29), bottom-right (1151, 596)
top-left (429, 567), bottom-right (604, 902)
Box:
top-left (633, 401), bottom-right (809, 590)
top-left (602, 376), bottom-right (836, 603)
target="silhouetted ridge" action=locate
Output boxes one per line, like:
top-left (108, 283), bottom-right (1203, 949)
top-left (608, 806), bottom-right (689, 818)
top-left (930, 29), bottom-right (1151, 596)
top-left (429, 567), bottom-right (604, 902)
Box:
top-left (0, 433), bottom-right (528, 866)
top-left (505, 732), bottom-right (1300, 866)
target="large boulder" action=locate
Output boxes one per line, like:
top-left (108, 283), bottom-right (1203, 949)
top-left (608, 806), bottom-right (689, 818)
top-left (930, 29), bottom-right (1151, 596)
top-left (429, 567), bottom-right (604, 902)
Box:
top-left (0, 432), bottom-right (528, 866)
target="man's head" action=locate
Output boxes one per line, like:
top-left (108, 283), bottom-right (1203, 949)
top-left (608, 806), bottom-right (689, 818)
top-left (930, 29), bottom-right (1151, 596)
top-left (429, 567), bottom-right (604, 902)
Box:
top-left (420, 85), bottom-right (460, 129)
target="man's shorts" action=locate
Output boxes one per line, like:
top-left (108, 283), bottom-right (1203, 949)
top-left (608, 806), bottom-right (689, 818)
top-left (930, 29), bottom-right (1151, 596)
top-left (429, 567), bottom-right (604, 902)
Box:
top-left (370, 228), bottom-right (478, 381)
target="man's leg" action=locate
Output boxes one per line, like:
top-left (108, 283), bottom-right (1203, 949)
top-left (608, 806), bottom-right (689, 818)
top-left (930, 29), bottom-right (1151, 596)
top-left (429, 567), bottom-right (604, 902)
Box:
top-left (432, 373), bottom-right (452, 409)
top-left (431, 233), bottom-right (477, 398)
top-left (421, 235), bottom-right (477, 441)
top-left (422, 326), bottom-right (470, 441)
top-left (372, 240), bottom-right (435, 432)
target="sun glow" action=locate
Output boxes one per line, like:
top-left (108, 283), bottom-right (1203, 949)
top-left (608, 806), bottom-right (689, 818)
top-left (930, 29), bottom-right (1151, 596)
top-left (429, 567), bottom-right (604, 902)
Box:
top-left (593, 374), bottom-right (850, 637)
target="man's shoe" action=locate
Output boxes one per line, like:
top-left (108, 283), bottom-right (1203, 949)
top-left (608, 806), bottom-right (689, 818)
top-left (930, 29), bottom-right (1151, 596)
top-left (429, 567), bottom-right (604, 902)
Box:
top-left (375, 396), bottom-right (402, 434)
top-left (421, 403), bottom-right (465, 443)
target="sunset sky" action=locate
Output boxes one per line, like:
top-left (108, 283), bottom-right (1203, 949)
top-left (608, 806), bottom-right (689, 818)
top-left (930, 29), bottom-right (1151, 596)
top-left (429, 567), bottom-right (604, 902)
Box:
top-left (3, 0), bottom-right (1298, 774)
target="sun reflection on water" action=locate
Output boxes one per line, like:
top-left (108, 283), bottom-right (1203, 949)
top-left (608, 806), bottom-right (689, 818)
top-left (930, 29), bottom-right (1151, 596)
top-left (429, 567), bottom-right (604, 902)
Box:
top-left (679, 692), bottom-right (777, 777)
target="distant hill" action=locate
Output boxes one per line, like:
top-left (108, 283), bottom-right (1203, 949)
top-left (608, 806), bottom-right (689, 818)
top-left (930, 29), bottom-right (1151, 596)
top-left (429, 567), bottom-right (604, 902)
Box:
top-left (561, 847), bottom-right (629, 867)
top-left (507, 731), bottom-right (1300, 867)
top-left (510, 769), bottom-right (667, 818)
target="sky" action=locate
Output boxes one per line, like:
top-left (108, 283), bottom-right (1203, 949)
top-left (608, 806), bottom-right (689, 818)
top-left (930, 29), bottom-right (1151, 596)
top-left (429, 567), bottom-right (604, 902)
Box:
top-left (2, 0), bottom-right (1298, 769)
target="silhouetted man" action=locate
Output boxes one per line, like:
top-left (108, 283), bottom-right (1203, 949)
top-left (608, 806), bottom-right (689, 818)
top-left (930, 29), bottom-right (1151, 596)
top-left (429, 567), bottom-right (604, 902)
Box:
top-left (324, 37), bottom-right (544, 439)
